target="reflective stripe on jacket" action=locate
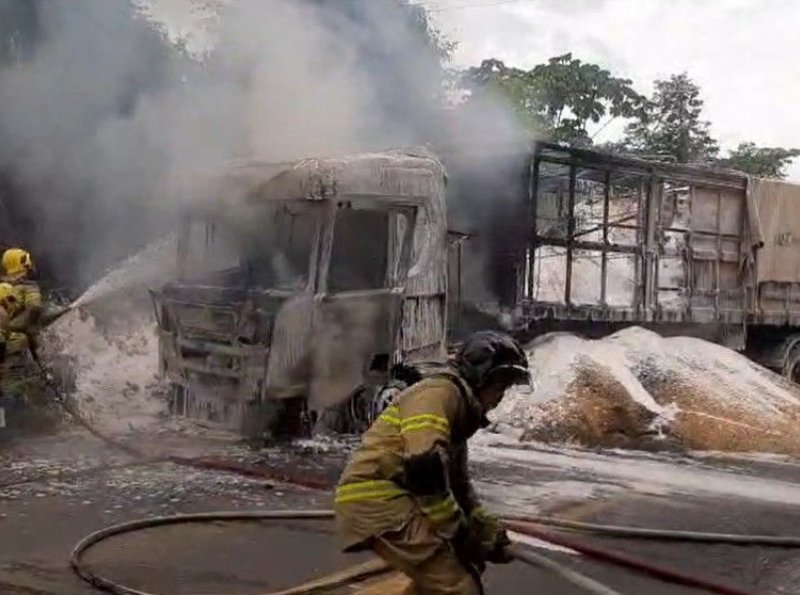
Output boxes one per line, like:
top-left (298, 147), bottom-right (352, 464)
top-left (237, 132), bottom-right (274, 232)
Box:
top-left (335, 371), bottom-right (487, 552)
top-left (4, 279), bottom-right (41, 338)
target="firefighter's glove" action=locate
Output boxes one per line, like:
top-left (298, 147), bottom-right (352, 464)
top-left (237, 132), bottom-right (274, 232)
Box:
top-left (468, 507), bottom-right (504, 545)
top-left (452, 522), bottom-right (487, 574)
top-left (468, 507), bottom-right (513, 565)
top-left (401, 444), bottom-right (449, 496)
top-left (485, 530), bottom-right (514, 564)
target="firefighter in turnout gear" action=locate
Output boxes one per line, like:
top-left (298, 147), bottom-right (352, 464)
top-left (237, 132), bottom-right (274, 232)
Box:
top-left (1, 248), bottom-right (42, 354)
top-left (0, 284), bottom-right (12, 431)
top-left (335, 331), bottom-right (530, 594)
top-left (0, 282), bottom-right (27, 358)
top-left (0, 282), bottom-right (26, 433)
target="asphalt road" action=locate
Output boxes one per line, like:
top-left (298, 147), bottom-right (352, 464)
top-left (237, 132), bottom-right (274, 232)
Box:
top-left (2, 429), bottom-right (800, 594)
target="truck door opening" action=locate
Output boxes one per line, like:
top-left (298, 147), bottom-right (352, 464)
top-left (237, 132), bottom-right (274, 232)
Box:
top-left (328, 207), bottom-right (391, 292)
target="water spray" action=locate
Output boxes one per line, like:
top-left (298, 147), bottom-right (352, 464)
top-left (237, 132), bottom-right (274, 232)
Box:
top-left (39, 304), bottom-right (75, 328)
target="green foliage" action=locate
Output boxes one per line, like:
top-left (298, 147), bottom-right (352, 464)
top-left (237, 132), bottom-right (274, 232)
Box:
top-left (528, 54), bottom-right (645, 144)
top-left (718, 142), bottom-right (800, 179)
top-left (623, 73), bottom-right (718, 163)
top-left (459, 58), bottom-right (544, 133)
top-left (460, 54), bottom-right (645, 145)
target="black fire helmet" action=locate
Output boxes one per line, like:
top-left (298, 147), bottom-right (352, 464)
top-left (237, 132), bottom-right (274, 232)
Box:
top-left (454, 330), bottom-right (530, 390)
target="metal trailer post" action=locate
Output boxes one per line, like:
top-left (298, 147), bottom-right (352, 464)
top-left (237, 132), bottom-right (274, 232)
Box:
top-left (527, 148), bottom-right (541, 301)
top-left (600, 170), bottom-right (611, 307)
top-left (564, 164), bottom-right (577, 305)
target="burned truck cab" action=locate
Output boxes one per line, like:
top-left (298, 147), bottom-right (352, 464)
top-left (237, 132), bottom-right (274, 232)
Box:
top-left (153, 150), bottom-right (448, 439)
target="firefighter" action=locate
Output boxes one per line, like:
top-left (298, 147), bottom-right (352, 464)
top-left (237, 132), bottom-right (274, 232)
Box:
top-left (1, 248), bottom-right (42, 353)
top-left (0, 286), bottom-right (10, 433)
top-left (335, 331), bottom-right (531, 594)
top-left (0, 282), bottom-right (27, 357)
top-left (0, 283), bottom-right (13, 358)
top-left (0, 283), bottom-right (26, 415)
top-left (0, 281), bottom-right (44, 435)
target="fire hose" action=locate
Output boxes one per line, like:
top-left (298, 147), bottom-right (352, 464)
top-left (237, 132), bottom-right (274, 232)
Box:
top-left (70, 507), bottom-right (800, 595)
top-left (70, 510), bottom-right (628, 595)
top-left (19, 360), bottom-right (799, 595)
top-left (10, 372), bottom-right (625, 594)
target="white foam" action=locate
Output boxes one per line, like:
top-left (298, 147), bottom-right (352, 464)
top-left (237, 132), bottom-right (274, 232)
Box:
top-left (492, 327), bottom-right (800, 442)
top-left (473, 442), bottom-right (800, 507)
top-left (47, 308), bottom-right (165, 434)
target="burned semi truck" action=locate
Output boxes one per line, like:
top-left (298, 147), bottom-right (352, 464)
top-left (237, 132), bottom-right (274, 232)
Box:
top-left (153, 143), bottom-right (800, 438)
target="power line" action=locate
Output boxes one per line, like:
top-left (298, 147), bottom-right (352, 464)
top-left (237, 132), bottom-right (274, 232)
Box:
top-left (591, 116), bottom-right (618, 140)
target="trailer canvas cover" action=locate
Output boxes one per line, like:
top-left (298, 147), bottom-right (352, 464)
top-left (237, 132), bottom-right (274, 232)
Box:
top-left (749, 177), bottom-right (800, 284)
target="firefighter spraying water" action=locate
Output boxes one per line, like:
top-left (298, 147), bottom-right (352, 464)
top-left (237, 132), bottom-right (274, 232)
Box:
top-left (0, 249), bottom-right (49, 435)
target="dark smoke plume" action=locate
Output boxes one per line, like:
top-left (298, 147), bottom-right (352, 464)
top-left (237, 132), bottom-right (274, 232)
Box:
top-left (0, 0), bottom-right (526, 304)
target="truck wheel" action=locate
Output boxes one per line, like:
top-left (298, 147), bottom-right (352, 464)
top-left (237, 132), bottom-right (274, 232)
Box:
top-left (345, 381), bottom-right (408, 433)
top-left (347, 385), bottom-right (376, 433)
top-left (367, 381), bottom-right (406, 423)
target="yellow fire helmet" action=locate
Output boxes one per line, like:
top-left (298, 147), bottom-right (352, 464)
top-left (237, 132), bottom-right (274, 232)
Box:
top-left (0, 282), bottom-right (20, 314)
top-left (1, 248), bottom-right (34, 278)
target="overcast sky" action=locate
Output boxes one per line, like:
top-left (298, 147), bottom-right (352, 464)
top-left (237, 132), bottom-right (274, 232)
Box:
top-left (419, 0), bottom-right (800, 178)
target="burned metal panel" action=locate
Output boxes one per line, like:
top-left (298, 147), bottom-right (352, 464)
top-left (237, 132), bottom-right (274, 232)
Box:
top-left (308, 291), bottom-right (403, 410)
top-left (535, 142), bottom-right (747, 190)
top-left (173, 377), bottom-right (242, 427)
top-left (684, 185), bottom-right (749, 322)
top-left (405, 163), bottom-right (448, 297)
top-left (293, 150), bottom-right (443, 410)
top-left (153, 284), bottom-right (282, 429)
top-left (526, 149), bottom-right (645, 314)
top-left (157, 328), bottom-right (178, 379)
top-left (401, 295), bottom-right (446, 360)
top-left (756, 281), bottom-right (800, 326)
top-left (263, 294), bottom-right (314, 398)
top-left (203, 149), bottom-right (445, 211)
top-left (446, 231), bottom-right (469, 335)
top-left (523, 143), bottom-right (753, 327)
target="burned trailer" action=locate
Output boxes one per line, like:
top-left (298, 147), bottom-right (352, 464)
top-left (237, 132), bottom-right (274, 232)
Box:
top-left (515, 142), bottom-right (800, 381)
top-left (153, 150), bottom-right (449, 438)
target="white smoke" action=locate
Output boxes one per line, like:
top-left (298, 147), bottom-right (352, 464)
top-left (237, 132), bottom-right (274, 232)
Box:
top-left (0, 0), bottom-right (524, 306)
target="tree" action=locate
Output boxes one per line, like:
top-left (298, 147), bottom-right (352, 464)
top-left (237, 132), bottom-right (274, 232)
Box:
top-left (459, 58), bottom-right (544, 133)
top-left (719, 142), bottom-right (800, 179)
top-left (623, 73), bottom-right (718, 164)
top-left (460, 54), bottom-right (645, 145)
top-left (528, 54), bottom-right (645, 145)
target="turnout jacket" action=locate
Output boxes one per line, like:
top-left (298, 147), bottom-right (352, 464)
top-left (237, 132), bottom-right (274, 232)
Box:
top-left (335, 370), bottom-right (491, 551)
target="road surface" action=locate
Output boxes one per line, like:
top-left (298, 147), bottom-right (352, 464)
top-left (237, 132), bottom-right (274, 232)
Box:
top-left (2, 428), bottom-right (800, 594)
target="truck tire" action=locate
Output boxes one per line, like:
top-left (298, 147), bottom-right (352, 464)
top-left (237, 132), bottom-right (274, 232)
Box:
top-left (344, 381), bottom-right (408, 433)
